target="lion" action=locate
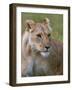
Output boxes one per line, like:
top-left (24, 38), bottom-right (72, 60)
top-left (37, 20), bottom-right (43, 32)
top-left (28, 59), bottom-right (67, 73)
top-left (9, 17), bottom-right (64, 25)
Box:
top-left (21, 18), bottom-right (63, 77)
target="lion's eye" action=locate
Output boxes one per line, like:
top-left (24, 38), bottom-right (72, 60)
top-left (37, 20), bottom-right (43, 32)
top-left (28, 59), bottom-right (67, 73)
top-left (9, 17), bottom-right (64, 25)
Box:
top-left (48, 33), bottom-right (51, 37)
top-left (37, 34), bottom-right (41, 38)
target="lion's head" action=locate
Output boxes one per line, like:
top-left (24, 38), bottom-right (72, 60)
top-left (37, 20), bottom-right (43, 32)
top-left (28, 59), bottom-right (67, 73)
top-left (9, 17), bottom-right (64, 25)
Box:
top-left (25, 18), bottom-right (52, 57)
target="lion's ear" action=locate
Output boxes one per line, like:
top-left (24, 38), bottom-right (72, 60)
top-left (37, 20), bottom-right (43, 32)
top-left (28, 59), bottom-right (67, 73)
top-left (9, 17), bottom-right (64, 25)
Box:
top-left (25, 20), bottom-right (35, 32)
top-left (43, 18), bottom-right (50, 24)
top-left (43, 18), bottom-right (52, 32)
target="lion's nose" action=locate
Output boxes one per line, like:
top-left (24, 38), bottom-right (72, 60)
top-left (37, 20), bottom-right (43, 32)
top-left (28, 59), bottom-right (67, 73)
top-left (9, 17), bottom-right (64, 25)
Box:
top-left (45, 46), bottom-right (50, 50)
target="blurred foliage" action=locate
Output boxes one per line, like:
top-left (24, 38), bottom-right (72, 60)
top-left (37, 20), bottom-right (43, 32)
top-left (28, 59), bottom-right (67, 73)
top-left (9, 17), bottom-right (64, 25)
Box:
top-left (21, 13), bottom-right (63, 41)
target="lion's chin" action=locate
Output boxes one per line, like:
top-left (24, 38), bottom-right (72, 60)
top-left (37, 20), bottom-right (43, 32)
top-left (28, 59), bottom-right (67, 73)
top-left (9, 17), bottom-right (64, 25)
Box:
top-left (40, 52), bottom-right (50, 57)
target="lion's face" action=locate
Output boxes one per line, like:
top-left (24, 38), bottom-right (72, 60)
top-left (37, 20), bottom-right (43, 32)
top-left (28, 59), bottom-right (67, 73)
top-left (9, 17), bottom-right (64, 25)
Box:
top-left (25, 18), bottom-right (52, 57)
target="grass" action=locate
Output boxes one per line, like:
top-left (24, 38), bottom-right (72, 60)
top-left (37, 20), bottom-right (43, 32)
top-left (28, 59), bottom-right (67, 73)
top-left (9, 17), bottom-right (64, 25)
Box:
top-left (21, 13), bottom-right (63, 42)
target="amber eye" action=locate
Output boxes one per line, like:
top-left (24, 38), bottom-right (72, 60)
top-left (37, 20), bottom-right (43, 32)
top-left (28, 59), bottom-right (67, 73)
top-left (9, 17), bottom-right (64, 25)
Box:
top-left (48, 33), bottom-right (51, 37)
top-left (37, 34), bottom-right (41, 38)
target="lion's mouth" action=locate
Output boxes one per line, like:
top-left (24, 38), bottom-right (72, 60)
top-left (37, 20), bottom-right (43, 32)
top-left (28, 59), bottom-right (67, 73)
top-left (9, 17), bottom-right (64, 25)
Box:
top-left (40, 48), bottom-right (51, 52)
top-left (40, 47), bottom-right (51, 57)
top-left (40, 51), bottom-right (50, 57)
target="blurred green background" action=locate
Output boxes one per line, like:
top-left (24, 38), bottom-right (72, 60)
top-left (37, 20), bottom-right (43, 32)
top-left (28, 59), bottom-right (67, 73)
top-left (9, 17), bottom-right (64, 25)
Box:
top-left (21, 13), bottom-right (63, 42)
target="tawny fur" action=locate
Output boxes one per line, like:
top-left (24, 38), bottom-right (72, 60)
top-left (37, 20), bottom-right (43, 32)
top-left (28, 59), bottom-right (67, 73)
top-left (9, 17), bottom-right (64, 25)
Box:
top-left (21, 18), bottom-right (63, 77)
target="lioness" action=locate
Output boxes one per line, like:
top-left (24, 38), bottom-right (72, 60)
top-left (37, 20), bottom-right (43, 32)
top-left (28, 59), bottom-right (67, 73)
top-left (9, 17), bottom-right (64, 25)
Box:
top-left (21, 18), bottom-right (63, 77)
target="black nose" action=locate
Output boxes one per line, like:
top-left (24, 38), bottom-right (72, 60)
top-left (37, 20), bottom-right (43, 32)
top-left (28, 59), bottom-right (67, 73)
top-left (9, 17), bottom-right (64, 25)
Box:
top-left (45, 46), bottom-right (50, 50)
